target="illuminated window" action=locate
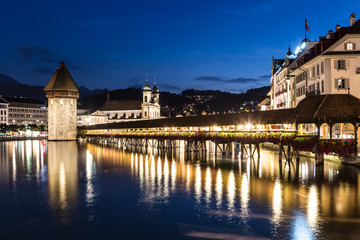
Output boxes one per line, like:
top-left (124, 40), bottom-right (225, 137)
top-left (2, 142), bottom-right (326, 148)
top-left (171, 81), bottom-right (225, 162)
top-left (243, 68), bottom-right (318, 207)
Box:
top-left (337, 79), bottom-right (347, 89)
top-left (345, 42), bottom-right (355, 50)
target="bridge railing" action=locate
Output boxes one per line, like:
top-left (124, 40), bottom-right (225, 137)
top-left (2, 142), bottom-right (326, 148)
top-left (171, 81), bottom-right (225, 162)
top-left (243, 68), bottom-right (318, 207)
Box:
top-left (83, 130), bottom-right (357, 156)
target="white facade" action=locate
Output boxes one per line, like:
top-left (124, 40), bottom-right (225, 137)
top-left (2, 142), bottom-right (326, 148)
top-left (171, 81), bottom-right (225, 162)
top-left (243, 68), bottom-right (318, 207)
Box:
top-left (0, 96), bottom-right (46, 125)
top-left (141, 82), bottom-right (161, 119)
top-left (0, 96), bottom-right (9, 125)
top-left (77, 110), bottom-right (109, 126)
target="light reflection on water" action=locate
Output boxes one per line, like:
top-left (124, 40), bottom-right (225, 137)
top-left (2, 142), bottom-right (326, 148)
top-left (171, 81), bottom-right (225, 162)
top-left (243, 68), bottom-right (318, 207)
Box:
top-left (1, 140), bottom-right (360, 239)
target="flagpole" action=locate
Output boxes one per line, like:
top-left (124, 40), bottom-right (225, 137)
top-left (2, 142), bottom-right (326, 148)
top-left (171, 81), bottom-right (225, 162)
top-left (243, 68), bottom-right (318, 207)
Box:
top-left (305, 17), bottom-right (307, 41)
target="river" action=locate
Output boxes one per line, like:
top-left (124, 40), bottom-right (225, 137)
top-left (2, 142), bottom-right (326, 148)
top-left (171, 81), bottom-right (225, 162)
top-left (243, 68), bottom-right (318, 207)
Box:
top-left (0, 140), bottom-right (359, 239)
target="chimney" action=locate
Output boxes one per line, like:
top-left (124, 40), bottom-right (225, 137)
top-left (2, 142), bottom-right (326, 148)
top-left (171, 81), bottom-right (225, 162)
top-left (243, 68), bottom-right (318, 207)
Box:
top-left (335, 25), bottom-right (340, 31)
top-left (326, 30), bottom-right (333, 39)
top-left (350, 13), bottom-right (356, 26)
top-left (107, 92), bottom-right (110, 102)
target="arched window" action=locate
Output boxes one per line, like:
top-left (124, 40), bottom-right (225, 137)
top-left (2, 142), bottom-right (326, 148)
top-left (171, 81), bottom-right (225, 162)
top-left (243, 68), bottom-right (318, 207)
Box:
top-left (144, 96), bottom-right (148, 102)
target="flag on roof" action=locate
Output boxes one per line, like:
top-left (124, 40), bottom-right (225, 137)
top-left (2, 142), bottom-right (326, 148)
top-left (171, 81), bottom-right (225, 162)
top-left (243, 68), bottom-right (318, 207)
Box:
top-left (305, 17), bottom-right (309, 31)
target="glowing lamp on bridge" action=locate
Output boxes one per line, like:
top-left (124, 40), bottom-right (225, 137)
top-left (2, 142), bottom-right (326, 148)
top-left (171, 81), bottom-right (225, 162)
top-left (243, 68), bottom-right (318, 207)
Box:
top-left (245, 123), bottom-right (252, 131)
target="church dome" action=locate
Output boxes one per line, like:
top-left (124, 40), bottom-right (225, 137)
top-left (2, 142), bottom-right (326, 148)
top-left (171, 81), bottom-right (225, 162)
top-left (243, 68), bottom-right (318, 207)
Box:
top-left (143, 82), bottom-right (151, 91)
top-left (152, 85), bottom-right (159, 93)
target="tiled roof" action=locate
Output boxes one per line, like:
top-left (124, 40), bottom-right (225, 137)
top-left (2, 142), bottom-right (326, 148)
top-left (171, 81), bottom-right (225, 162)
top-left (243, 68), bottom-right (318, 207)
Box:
top-left (44, 62), bottom-right (79, 92)
top-left (295, 94), bottom-right (360, 123)
top-left (3, 96), bottom-right (45, 105)
top-left (81, 94), bottom-right (360, 130)
top-left (81, 108), bottom-right (296, 130)
top-left (0, 96), bottom-right (9, 104)
top-left (348, 19), bottom-right (360, 34)
top-left (101, 100), bottom-right (142, 111)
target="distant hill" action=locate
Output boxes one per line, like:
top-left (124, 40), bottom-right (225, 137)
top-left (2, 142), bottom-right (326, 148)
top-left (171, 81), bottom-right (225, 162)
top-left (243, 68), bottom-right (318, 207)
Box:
top-left (0, 73), bottom-right (107, 101)
top-left (79, 86), bottom-right (270, 116)
top-left (0, 73), bottom-right (22, 85)
top-left (0, 72), bottom-right (270, 114)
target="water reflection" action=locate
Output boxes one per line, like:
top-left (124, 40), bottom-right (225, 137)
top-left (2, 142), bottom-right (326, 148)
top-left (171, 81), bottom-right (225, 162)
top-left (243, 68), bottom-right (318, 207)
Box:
top-left (227, 171), bottom-right (235, 211)
top-left (86, 150), bottom-right (95, 205)
top-left (307, 185), bottom-right (320, 231)
top-left (271, 178), bottom-right (282, 226)
top-left (1, 140), bottom-right (360, 239)
top-left (240, 173), bottom-right (250, 217)
top-left (215, 169), bottom-right (223, 208)
top-left (48, 141), bottom-right (78, 224)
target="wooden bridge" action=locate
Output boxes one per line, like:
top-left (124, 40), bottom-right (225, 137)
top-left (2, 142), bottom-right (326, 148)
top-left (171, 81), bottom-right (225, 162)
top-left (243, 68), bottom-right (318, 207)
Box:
top-left (79, 94), bottom-right (360, 164)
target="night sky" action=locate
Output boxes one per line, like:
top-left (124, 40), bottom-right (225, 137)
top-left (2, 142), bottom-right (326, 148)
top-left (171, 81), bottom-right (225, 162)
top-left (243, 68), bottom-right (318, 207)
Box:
top-left (1, 0), bottom-right (359, 93)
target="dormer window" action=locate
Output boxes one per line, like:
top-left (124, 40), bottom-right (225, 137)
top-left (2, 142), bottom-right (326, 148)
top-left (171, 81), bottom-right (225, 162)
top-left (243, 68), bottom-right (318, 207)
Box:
top-left (345, 42), bottom-right (356, 50)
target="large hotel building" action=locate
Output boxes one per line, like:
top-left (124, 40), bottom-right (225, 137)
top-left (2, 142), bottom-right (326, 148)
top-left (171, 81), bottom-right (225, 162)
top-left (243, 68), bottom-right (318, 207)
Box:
top-left (270, 13), bottom-right (360, 110)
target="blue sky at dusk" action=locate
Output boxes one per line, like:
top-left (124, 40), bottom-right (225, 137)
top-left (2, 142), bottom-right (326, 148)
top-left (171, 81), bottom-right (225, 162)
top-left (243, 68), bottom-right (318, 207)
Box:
top-left (1, 0), bottom-right (359, 93)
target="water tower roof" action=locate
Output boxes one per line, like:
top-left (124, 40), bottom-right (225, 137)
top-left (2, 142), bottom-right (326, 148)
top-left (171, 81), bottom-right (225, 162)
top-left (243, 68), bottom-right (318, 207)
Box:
top-left (44, 62), bottom-right (79, 92)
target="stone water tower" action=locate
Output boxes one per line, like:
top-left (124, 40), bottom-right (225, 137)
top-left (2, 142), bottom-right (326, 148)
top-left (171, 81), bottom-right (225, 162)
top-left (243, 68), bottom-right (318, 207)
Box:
top-left (44, 62), bottom-right (79, 140)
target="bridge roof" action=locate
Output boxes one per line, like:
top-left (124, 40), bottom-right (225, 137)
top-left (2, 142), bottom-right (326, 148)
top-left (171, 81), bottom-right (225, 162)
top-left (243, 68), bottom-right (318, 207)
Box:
top-left (295, 94), bottom-right (360, 124)
top-left (81, 108), bottom-right (296, 130)
top-left (80, 94), bottom-right (360, 130)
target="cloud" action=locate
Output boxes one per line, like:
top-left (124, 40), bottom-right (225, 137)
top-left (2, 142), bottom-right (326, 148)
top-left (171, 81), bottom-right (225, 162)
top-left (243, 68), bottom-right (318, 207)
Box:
top-left (157, 83), bottom-right (182, 91)
top-left (16, 45), bottom-right (60, 58)
top-left (226, 77), bottom-right (262, 83)
top-left (195, 76), bottom-right (224, 82)
top-left (225, 88), bottom-right (245, 93)
top-left (258, 75), bottom-right (271, 80)
top-left (195, 75), bottom-right (267, 84)
top-left (33, 67), bottom-right (54, 74)
top-left (128, 78), bottom-right (142, 88)
top-left (15, 44), bottom-right (61, 64)
top-left (39, 56), bottom-right (61, 63)
top-left (68, 65), bottom-right (86, 70)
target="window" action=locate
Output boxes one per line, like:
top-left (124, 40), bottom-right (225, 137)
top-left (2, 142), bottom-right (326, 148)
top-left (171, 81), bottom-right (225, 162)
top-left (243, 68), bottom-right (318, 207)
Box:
top-left (336, 60), bottom-right (346, 70)
top-left (316, 64), bottom-right (320, 75)
top-left (144, 96), bottom-right (148, 102)
top-left (336, 78), bottom-right (347, 89)
top-left (321, 62), bottom-right (324, 74)
top-left (345, 42), bottom-right (356, 50)
top-left (312, 66), bottom-right (315, 77)
top-left (144, 111), bottom-right (147, 117)
top-left (321, 81), bottom-right (324, 92)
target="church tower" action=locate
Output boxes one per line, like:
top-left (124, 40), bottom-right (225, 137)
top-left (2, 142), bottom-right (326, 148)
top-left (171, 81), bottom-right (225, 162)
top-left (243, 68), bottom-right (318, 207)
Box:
top-left (141, 77), bottom-right (152, 118)
top-left (151, 80), bottom-right (161, 118)
top-left (44, 62), bottom-right (79, 140)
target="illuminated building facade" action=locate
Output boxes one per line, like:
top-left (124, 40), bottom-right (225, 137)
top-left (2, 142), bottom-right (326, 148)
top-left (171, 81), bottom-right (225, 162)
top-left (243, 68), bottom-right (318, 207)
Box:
top-left (0, 96), bottom-right (9, 125)
top-left (100, 92), bottom-right (143, 121)
top-left (271, 13), bottom-right (360, 109)
top-left (0, 95), bottom-right (46, 125)
top-left (77, 110), bottom-right (109, 126)
top-left (44, 62), bottom-right (79, 140)
top-left (5, 97), bottom-right (47, 125)
top-left (141, 80), bottom-right (161, 119)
